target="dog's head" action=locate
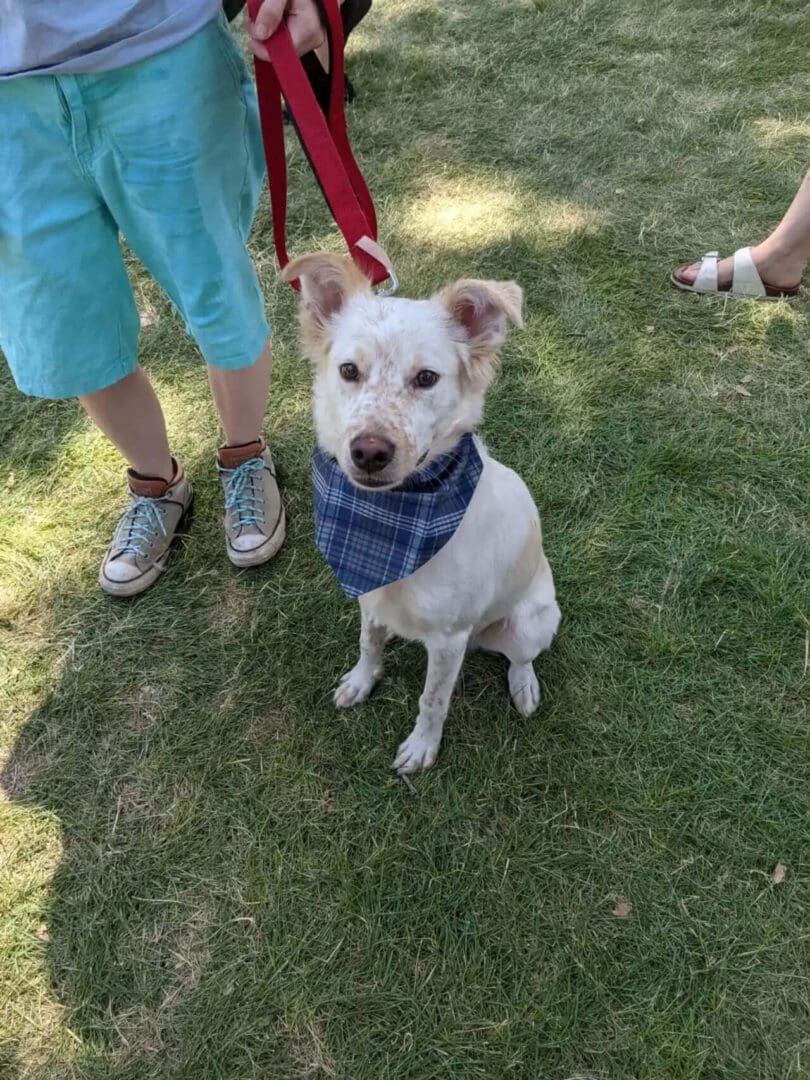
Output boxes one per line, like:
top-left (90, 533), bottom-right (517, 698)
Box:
top-left (284, 253), bottom-right (523, 489)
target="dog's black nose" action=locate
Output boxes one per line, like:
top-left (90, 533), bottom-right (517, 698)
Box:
top-left (350, 434), bottom-right (395, 474)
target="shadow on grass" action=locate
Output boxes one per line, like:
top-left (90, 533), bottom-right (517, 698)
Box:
top-left (2, 0), bottom-right (810, 1074)
top-left (2, 224), bottom-right (808, 1078)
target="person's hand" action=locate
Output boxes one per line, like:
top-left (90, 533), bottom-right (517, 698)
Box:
top-left (246, 0), bottom-right (326, 60)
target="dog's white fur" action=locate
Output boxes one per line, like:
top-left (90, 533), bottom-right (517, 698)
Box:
top-left (285, 253), bottom-right (561, 774)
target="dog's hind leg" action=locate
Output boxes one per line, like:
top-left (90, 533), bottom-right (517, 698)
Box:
top-left (474, 570), bottom-right (560, 717)
top-left (334, 606), bottom-right (388, 709)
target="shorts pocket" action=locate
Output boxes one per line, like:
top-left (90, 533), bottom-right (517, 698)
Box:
top-left (212, 12), bottom-right (251, 94)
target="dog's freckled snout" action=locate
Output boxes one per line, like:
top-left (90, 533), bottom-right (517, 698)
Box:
top-left (350, 435), bottom-right (395, 474)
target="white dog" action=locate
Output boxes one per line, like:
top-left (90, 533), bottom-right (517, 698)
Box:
top-left (285, 253), bottom-right (561, 774)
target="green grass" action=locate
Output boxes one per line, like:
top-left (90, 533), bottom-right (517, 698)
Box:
top-left (1, 1), bottom-right (809, 1076)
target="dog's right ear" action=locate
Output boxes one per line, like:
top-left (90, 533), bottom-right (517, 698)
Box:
top-left (282, 253), bottom-right (371, 338)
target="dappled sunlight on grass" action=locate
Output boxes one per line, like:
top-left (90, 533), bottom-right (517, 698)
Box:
top-left (739, 297), bottom-right (808, 337)
top-left (402, 177), bottom-right (519, 250)
top-left (402, 175), bottom-right (600, 254)
top-left (1, 423), bottom-right (128, 602)
top-left (2, 0), bottom-right (809, 1075)
top-left (752, 116), bottom-right (810, 148)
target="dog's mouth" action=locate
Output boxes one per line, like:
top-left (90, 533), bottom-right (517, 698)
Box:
top-left (350, 474), bottom-right (397, 490)
top-left (346, 449), bottom-right (430, 491)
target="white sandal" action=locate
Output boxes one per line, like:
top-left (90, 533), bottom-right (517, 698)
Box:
top-left (671, 246), bottom-right (801, 301)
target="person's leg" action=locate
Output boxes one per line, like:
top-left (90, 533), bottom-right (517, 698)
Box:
top-left (90, 17), bottom-right (284, 567)
top-left (77, 363), bottom-right (192, 599)
top-left (80, 367), bottom-right (174, 482)
top-left (752, 169), bottom-right (810, 283)
top-left (207, 339), bottom-right (271, 449)
top-left (0, 74), bottom-right (192, 599)
top-left (676, 169), bottom-right (810, 290)
top-left (209, 339), bottom-right (284, 567)
top-left (83, 361), bottom-right (193, 598)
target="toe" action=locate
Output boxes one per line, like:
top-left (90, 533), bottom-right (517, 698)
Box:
top-left (512, 681), bottom-right (541, 717)
top-left (393, 733), bottom-right (438, 773)
top-left (334, 682), bottom-right (361, 708)
top-left (673, 261), bottom-right (701, 286)
top-left (333, 667), bottom-right (376, 708)
top-left (509, 665), bottom-right (541, 717)
top-left (103, 557), bottom-right (144, 583)
top-left (230, 532), bottom-right (265, 553)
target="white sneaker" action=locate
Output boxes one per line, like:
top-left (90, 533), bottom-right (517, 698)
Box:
top-left (100, 461), bottom-right (193, 597)
top-left (217, 441), bottom-right (286, 568)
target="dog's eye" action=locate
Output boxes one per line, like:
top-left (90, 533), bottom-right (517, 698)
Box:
top-left (339, 362), bottom-right (360, 382)
top-left (413, 369), bottom-right (440, 389)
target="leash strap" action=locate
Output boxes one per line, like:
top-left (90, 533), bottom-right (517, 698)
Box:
top-left (246, 0), bottom-right (395, 291)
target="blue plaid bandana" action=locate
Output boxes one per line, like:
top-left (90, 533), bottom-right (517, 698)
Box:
top-left (312, 432), bottom-right (484, 598)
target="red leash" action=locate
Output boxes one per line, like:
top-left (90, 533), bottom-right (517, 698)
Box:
top-left (246, 0), bottom-right (396, 292)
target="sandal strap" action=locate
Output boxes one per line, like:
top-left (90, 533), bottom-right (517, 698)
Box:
top-left (694, 250), bottom-right (719, 292)
top-left (731, 246), bottom-right (767, 298)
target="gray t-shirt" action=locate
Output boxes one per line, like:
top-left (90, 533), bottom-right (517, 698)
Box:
top-left (0, 0), bottom-right (223, 78)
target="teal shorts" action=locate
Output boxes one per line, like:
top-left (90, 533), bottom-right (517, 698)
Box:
top-left (0, 14), bottom-right (270, 399)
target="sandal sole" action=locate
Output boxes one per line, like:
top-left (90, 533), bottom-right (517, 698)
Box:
top-left (670, 271), bottom-right (800, 301)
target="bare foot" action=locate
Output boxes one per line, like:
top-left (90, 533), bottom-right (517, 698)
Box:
top-left (674, 241), bottom-right (805, 291)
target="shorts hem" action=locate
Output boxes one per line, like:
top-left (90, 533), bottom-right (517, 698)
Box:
top-left (15, 353), bottom-right (138, 400)
top-left (200, 322), bottom-right (271, 372)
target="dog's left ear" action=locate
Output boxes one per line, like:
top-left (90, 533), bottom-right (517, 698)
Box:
top-left (436, 279), bottom-right (524, 387)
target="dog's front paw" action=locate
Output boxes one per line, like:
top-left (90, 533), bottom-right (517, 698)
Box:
top-left (508, 662), bottom-right (541, 717)
top-left (393, 727), bottom-right (440, 774)
top-left (333, 663), bottom-right (380, 709)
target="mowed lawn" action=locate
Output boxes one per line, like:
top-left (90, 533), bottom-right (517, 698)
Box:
top-left (1, 2), bottom-right (809, 1077)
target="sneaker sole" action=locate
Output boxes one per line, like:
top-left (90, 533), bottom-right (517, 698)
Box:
top-left (227, 506), bottom-right (287, 568)
top-left (100, 493), bottom-right (195, 599)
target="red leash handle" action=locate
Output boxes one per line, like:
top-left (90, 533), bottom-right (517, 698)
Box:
top-left (246, 0), bottom-right (394, 290)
